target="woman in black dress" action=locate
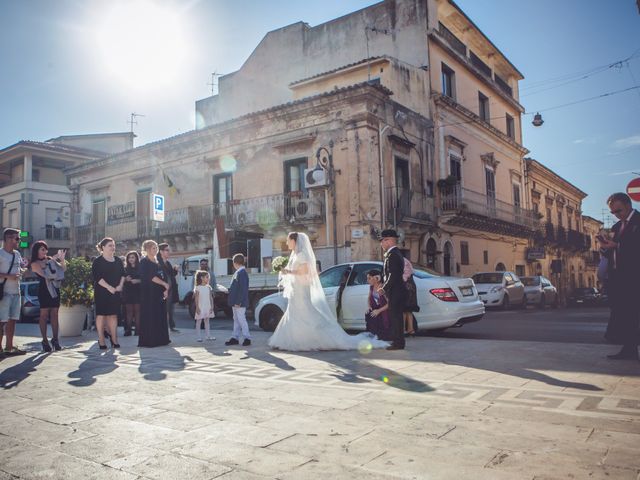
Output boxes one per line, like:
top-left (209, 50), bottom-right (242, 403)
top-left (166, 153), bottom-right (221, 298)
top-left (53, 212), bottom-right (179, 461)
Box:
top-left (92, 237), bottom-right (125, 350)
top-left (138, 240), bottom-right (171, 348)
top-left (30, 241), bottom-right (66, 352)
top-left (122, 251), bottom-right (141, 336)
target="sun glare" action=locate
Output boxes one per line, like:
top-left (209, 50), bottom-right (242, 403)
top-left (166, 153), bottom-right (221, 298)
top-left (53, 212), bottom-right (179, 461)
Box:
top-left (95, 1), bottom-right (189, 91)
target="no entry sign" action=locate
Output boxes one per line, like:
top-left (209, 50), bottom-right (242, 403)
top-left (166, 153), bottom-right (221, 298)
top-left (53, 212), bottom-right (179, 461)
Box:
top-left (627, 178), bottom-right (640, 202)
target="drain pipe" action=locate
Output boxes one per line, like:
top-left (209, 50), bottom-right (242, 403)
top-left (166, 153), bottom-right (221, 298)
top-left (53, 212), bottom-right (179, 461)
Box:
top-left (378, 123), bottom-right (391, 229)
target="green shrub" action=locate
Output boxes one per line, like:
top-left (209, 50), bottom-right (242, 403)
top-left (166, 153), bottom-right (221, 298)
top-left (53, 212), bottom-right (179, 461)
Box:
top-left (59, 257), bottom-right (94, 307)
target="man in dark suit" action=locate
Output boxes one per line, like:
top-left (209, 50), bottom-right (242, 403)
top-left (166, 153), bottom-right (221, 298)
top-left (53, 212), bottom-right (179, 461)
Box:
top-left (378, 229), bottom-right (406, 350)
top-left (225, 254), bottom-right (251, 347)
top-left (158, 243), bottom-right (180, 333)
top-left (600, 192), bottom-right (640, 360)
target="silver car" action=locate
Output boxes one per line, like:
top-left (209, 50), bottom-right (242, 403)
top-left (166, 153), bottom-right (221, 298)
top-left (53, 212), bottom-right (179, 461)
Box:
top-left (20, 280), bottom-right (40, 321)
top-left (521, 276), bottom-right (558, 308)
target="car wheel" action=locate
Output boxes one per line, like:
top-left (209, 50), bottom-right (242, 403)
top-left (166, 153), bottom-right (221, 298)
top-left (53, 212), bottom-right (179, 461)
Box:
top-left (501, 294), bottom-right (510, 310)
top-left (538, 294), bottom-right (545, 309)
top-left (260, 305), bottom-right (283, 332)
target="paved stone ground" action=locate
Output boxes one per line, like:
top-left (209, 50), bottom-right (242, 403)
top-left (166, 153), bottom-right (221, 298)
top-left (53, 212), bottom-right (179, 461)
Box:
top-left (1, 309), bottom-right (639, 479)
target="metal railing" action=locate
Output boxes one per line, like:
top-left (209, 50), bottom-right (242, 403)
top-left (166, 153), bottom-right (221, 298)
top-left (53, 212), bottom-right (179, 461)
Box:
top-left (469, 50), bottom-right (492, 78)
top-left (44, 226), bottom-right (70, 241)
top-left (385, 186), bottom-right (435, 225)
top-left (75, 192), bottom-right (326, 248)
top-left (494, 74), bottom-right (513, 97)
top-left (440, 184), bottom-right (538, 229)
top-left (438, 22), bottom-right (467, 57)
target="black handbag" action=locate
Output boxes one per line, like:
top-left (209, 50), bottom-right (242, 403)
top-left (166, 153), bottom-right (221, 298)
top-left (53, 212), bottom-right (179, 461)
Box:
top-left (0, 251), bottom-right (17, 301)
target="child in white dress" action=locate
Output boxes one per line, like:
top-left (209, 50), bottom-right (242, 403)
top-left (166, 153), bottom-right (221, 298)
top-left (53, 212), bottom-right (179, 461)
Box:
top-left (193, 270), bottom-right (215, 342)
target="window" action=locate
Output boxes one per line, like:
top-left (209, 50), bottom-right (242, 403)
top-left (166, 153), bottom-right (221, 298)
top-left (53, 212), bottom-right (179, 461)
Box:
top-left (513, 184), bottom-right (521, 208)
top-left (568, 215), bottom-right (572, 231)
top-left (32, 169), bottom-right (40, 182)
top-left (506, 114), bottom-right (515, 139)
top-left (460, 241), bottom-right (469, 265)
top-left (478, 92), bottom-right (490, 122)
top-left (515, 265), bottom-right (525, 277)
top-left (485, 169), bottom-right (496, 200)
top-left (557, 211), bottom-right (563, 227)
top-left (284, 158), bottom-right (308, 195)
top-left (348, 263), bottom-right (381, 286)
top-left (319, 265), bottom-right (352, 289)
top-left (394, 157), bottom-right (410, 215)
top-left (546, 208), bottom-right (552, 221)
top-left (92, 199), bottom-right (106, 240)
top-left (533, 202), bottom-right (539, 213)
top-left (483, 250), bottom-right (488, 265)
top-left (213, 174), bottom-right (232, 204)
top-left (441, 63), bottom-right (456, 99)
top-left (449, 154), bottom-right (462, 182)
top-left (136, 190), bottom-right (150, 237)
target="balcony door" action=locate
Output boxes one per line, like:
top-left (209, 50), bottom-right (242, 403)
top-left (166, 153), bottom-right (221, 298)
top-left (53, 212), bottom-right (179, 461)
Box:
top-left (394, 157), bottom-right (410, 219)
top-left (92, 200), bottom-right (106, 242)
top-left (485, 168), bottom-right (496, 215)
top-left (136, 190), bottom-right (151, 237)
top-left (284, 158), bottom-right (308, 219)
top-left (213, 174), bottom-right (232, 222)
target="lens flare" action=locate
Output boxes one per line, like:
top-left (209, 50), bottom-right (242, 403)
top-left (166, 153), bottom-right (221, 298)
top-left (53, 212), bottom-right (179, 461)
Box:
top-left (381, 375), bottom-right (390, 384)
top-left (257, 209), bottom-right (278, 231)
top-left (357, 340), bottom-right (373, 354)
top-left (220, 155), bottom-right (237, 173)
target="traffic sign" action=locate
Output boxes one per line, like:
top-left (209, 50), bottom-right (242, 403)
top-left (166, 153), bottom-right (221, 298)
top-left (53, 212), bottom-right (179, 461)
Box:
top-left (151, 193), bottom-right (165, 222)
top-left (626, 178), bottom-right (640, 202)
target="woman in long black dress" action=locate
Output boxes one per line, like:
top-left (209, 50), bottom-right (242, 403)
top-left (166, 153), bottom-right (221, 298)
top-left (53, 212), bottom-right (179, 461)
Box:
top-left (92, 237), bottom-right (125, 350)
top-left (30, 241), bottom-right (66, 352)
top-left (138, 240), bottom-right (171, 348)
top-left (122, 251), bottom-right (141, 336)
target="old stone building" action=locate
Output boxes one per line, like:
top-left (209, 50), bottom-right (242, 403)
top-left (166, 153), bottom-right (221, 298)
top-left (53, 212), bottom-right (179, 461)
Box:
top-left (524, 158), bottom-right (594, 300)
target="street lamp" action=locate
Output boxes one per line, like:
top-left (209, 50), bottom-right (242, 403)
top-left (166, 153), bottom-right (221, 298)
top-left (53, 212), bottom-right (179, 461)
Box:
top-left (314, 140), bottom-right (340, 265)
top-left (532, 112), bottom-right (544, 127)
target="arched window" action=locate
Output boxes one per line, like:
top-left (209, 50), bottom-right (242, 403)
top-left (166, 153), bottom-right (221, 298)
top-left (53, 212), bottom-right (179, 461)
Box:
top-left (495, 262), bottom-right (506, 271)
top-left (426, 238), bottom-right (437, 270)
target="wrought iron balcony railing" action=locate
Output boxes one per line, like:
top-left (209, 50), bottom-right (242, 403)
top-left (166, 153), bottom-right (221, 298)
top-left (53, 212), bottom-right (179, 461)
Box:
top-left (440, 184), bottom-right (539, 230)
top-left (385, 186), bottom-right (435, 225)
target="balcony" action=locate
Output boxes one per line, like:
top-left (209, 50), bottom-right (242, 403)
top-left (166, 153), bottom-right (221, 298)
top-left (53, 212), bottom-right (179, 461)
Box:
top-left (438, 22), bottom-right (466, 57)
top-left (385, 186), bottom-right (435, 226)
top-left (74, 192), bottom-right (326, 249)
top-left (44, 225), bottom-right (70, 241)
top-left (494, 74), bottom-right (513, 97)
top-left (584, 250), bottom-right (600, 267)
top-left (469, 51), bottom-right (492, 79)
top-left (439, 184), bottom-right (538, 237)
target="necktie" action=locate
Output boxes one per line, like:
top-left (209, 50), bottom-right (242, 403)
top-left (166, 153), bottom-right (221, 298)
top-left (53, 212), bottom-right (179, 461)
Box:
top-left (619, 220), bottom-right (627, 237)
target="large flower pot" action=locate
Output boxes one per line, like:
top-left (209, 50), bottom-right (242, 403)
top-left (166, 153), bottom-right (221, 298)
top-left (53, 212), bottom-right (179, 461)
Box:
top-left (58, 305), bottom-right (89, 337)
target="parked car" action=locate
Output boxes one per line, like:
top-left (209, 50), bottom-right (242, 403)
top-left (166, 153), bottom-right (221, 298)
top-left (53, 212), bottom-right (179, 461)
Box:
top-left (19, 280), bottom-right (40, 322)
top-left (472, 271), bottom-right (526, 309)
top-left (521, 276), bottom-right (558, 308)
top-left (254, 261), bottom-right (484, 332)
top-left (567, 287), bottom-right (601, 307)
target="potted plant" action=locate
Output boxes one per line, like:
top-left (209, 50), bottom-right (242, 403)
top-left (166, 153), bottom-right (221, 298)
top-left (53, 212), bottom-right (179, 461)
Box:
top-left (58, 257), bottom-right (94, 337)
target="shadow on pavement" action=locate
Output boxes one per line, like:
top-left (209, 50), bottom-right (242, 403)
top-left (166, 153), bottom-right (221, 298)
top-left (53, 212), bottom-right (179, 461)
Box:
top-left (67, 346), bottom-right (119, 387)
top-left (0, 352), bottom-right (51, 389)
top-left (240, 349), bottom-right (295, 371)
top-left (138, 345), bottom-right (192, 381)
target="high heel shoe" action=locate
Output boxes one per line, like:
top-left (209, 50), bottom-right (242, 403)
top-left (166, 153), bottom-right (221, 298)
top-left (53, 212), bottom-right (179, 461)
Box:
top-left (42, 340), bottom-right (52, 353)
top-left (109, 337), bottom-right (120, 349)
top-left (98, 343), bottom-right (107, 350)
top-left (51, 338), bottom-right (62, 351)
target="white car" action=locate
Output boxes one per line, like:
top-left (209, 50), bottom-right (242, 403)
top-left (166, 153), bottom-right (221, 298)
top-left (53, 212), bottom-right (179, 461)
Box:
top-left (472, 271), bottom-right (526, 309)
top-left (521, 275), bottom-right (558, 308)
top-left (254, 261), bottom-right (484, 332)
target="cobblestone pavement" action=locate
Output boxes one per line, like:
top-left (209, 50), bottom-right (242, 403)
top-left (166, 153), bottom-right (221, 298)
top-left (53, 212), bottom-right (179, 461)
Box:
top-left (1, 313), bottom-right (639, 479)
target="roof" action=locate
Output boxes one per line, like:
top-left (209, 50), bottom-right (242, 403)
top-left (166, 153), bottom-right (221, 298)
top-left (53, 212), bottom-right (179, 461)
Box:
top-left (46, 132), bottom-right (135, 142)
top-left (67, 81), bottom-right (394, 175)
top-left (446, 0), bottom-right (524, 79)
top-left (290, 57), bottom-right (385, 86)
top-left (524, 158), bottom-right (587, 199)
top-left (0, 140), bottom-right (108, 159)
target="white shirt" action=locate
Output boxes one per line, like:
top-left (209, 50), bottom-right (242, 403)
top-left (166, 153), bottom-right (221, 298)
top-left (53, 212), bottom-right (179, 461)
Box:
top-left (0, 248), bottom-right (21, 294)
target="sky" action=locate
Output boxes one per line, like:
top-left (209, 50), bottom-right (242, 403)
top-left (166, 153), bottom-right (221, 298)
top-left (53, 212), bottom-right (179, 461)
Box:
top-left (0, 0), bottom-right (638, 224)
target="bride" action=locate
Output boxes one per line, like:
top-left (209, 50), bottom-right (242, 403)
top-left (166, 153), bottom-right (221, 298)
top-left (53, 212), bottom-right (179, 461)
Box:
top-left (268, 232), bottom-right (389, 351)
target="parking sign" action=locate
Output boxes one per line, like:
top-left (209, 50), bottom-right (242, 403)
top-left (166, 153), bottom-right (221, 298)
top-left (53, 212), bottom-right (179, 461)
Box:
top-left (151, 193), bottom-right (165, 222)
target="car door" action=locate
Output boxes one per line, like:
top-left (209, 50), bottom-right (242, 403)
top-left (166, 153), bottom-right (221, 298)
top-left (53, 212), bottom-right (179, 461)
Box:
top-left (503, 273), bottom-right (515, 300)
top-left (319, 264), bottom-right (353, 317)
top-left (510, 273), bottom-right (525, 303)
top-left (340, 263), bottom-right (381, 329)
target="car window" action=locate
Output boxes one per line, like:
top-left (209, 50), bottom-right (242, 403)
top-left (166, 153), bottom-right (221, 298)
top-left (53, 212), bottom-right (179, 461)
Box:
top-left (472, 273), bottom-right (503, 284)
top-left (413, 269), bottom-right (437, 279)
top-left (27, 283), bottom-right (39, 296)
top-left (319, 265), bottom-right (351, 288)
top-left (348, 264), bottom-right (381, 286)
top-left (521, 277), bottom-right (540, 286)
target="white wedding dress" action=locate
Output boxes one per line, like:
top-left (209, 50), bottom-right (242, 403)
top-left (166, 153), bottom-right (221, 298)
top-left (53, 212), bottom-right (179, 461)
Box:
top-left (268, 233), bottom-right (389, 352)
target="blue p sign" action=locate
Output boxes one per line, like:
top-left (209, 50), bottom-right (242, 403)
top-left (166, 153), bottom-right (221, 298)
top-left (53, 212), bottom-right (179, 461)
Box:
top-left (151, 193), bottom-right (165, 222)
top-left (155, 195), bottom-right (163, 211)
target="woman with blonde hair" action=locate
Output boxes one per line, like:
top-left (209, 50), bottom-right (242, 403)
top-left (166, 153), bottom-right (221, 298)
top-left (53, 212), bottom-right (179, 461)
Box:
top-left (138, 240), bottom-right (171, 348)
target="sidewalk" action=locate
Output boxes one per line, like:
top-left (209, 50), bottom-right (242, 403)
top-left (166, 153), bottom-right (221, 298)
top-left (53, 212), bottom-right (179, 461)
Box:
top-left (0, 312), bottom-right (639, 479)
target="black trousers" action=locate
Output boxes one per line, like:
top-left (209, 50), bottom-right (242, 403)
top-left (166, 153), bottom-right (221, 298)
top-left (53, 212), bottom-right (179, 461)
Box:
top-left (388, 297), bottom-right (405, 348)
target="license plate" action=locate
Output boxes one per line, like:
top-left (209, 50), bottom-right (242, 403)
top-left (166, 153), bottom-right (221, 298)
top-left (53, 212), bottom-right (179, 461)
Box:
top-left (460, 287), bottom-right (474, 297)
top-left (576, 300), bottom-right (583, 303)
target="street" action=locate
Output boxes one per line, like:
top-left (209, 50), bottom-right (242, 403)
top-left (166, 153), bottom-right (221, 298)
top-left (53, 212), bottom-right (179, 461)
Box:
top-left (0, 306), bottom-right (639, 479)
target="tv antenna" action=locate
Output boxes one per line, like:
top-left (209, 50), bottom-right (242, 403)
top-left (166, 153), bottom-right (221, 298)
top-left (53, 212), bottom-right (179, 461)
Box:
top-left (128, 112), bottom-right (145, 134)
top-left (207, 71), bottom-right (223, 96)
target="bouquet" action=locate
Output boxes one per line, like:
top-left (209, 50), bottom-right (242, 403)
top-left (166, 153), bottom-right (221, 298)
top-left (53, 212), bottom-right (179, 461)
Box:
top-left (271, 256), bottom-right (289, 273)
